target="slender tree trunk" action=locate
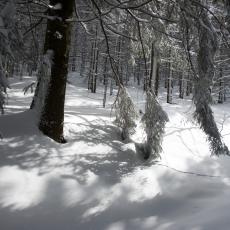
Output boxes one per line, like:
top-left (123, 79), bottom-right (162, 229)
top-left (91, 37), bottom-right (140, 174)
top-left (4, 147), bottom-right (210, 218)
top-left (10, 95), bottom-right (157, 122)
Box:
top-left (103, 57), bottom-right (108, 108)
top-left (125, 64), bottom-right (129, 86)
top-left (80, 50), bottom-right (86, 76)
top-left (137, 59), bottom-right (141, 86)
top-left (179, 71), bottom-right (184, 99)
top-left (110, 78), bottom-right (113, 96)
top-left (91, 26), bottom-right (99, 93)
top-left (92, 47), bottom-right (99, 93)
top-left (38, 0), bottom-right (75, 143)
top-left (186, 72), bottom-right (192, 96)
top-left (88, 42), bottom-right (94, 90)
top-left (154, 63), bottom-right (160, 96)
top-left (116, 36), bottom-right (123, 85)
top-left (167, 58), bottom-right (173, 104)
top-left (19, 62), bottom-right (23, 81)
top-left (80, 33), bottom-right (87, 77)
top-left (164, 71), bottom-right (167, 88)
top-left (88, 26), bottom-right (99, 93)
top-left (149, 43), bottom-right (157, 90)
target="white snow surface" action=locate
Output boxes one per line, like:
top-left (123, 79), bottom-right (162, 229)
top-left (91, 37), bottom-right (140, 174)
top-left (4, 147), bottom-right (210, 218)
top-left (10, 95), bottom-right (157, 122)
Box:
top-left (1, 74), bottom-right (230, 230)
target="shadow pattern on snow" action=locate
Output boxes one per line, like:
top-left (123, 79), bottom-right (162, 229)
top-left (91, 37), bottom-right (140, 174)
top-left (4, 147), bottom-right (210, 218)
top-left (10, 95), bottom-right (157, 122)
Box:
top-left (1, 110), bottom-right (230, 230)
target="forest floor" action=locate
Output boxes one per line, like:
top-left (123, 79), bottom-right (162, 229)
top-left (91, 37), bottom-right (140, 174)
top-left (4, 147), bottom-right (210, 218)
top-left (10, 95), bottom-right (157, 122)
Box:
top-left (1, 74), bottom-right (230, 230)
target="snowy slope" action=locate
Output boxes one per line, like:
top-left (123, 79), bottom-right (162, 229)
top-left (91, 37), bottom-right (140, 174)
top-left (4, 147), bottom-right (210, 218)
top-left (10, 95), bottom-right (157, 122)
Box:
top-left (0, 74), bottom-right (230, 230)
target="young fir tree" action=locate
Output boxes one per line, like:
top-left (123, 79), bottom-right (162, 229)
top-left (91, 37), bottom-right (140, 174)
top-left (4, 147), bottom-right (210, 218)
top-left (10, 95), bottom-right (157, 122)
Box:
top-left (138, 91), bottom-right (169, 160)
top-left (114, 87), bottom-right (138, 140)
top-left (194, 7), bottom-right (229, 155)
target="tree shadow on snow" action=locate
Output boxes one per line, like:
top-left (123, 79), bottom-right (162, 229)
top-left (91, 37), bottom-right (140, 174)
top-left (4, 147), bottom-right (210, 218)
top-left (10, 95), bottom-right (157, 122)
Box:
top-left (1, 112), bottom-right (230, 230)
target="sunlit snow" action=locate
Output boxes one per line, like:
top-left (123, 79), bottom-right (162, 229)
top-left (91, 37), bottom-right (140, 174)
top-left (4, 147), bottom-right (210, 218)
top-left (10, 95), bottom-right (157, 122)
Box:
top-left (0, 74), bottom-right (230, 230)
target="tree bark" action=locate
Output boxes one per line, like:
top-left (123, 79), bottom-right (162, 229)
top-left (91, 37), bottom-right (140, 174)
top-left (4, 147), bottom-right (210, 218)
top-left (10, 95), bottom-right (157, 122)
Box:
top-left (38, 0), bottom-right (75, 143)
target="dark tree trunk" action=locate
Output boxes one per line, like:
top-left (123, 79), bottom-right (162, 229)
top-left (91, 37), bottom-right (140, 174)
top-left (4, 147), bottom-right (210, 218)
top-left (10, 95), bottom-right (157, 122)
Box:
top-left (186, 73), bottom-right (192, 97)
top-left (91, 26), bottom-right (99, 93)
top-left (149, 42), bottom-right (155, 90)
top-left (179, 71), bottom-right (184, 99)
top-left (88, 42), bottom-right (94, 90)
top-left (80, 33), bottom-right (87, 77)
top-left (167, 60), bottom-right (173, 104)
top-left (137, 59), bottom-right (141, 86)
top-left (80, 49), bottom-right (86, 77)
top-left (38, 0), bottom-right (75, 143)
top-left (115, 36), bottom-right (123, 86)
top-left (110, 78), bottom-right (113, 96)
top-left (92, 47), bottom-right (99, 93)
top-left (103, 57), bottom-right (108, 108)
top-left (88, 26), bottom-right (99, 93)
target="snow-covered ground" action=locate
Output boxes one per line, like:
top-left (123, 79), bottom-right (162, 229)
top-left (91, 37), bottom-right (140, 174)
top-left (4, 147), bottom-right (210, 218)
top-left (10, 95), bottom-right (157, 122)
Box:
top-left (1, 74), bottom-right (230, 230)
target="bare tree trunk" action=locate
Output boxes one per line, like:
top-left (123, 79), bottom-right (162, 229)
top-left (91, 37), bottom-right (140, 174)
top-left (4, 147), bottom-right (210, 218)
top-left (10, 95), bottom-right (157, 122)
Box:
top-left (19, 62), bottom-right (23, 81)
top-left (70, 26), bottom-right (78, 72)
top-left (179, 71), bottom-right (184, 99)
top-left (167, 56), bottom-right (173, 104)
top-left (149, 42), bottom-right (158, 91)
top-left (38, 0), bottom-right (75, 143)
top-left (154, 63), bottom-right (160, 96)
top-left (103, 57), bottom-right (108, 108)
top-left (80, 33), bottom-right (87, 77)
top-left (137, 59), bottom-right (141, 86)
top-left (91, 26), bottom-right (99, 93)
top-left (92, 46), bottom-right (99, 93)
top-left (80, 49), bottom-right (86, 76)
top-left (125, 64), bottom-right (129, 86)
top-left (110, 78), bottom-right (113, 96)
top-left (88, 41), bottom-right (94, 90)
top-left (115, 36), bottom-right (123, 85)
top-left (88, 26), bottom-right (99, 93)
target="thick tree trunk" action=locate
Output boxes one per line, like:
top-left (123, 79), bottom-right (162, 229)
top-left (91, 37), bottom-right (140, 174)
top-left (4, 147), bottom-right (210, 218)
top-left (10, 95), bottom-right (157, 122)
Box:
top-left (38, 0), bottom-right (75, 143)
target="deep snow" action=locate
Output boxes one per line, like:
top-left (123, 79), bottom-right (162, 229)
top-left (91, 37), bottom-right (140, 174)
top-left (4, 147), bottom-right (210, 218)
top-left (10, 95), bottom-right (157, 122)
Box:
top-left (0, 74), bottom-right (230, 230)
